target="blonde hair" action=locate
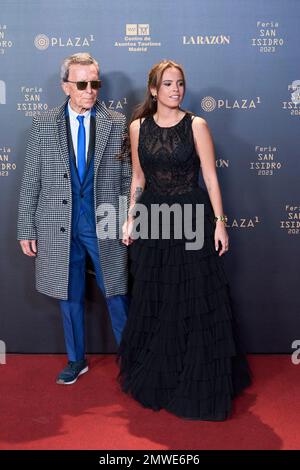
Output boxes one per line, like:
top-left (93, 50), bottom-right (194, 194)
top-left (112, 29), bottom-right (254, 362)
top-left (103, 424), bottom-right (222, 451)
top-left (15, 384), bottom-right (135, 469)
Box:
top-left (61, 53), bottom-right (99, 81)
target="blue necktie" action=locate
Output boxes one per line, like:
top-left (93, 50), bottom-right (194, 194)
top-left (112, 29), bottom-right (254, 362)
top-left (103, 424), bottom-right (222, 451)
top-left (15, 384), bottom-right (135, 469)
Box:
top-left (76, 115), bottom-right (86, 183)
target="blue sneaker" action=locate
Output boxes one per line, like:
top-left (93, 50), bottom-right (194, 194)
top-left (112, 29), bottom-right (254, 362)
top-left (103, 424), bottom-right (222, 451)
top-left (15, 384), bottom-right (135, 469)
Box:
top-left (56, 359), bottom-right (88, 385)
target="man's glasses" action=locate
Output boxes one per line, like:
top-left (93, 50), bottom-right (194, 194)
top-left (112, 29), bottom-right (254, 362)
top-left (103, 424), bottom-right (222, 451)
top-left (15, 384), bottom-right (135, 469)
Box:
top-left (64, 80), bottom-right (101, 90)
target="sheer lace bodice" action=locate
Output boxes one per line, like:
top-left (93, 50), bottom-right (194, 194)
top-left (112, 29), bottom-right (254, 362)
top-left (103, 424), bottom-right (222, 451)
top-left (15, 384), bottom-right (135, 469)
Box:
top-left (138, 113), bottom-right (200, 196)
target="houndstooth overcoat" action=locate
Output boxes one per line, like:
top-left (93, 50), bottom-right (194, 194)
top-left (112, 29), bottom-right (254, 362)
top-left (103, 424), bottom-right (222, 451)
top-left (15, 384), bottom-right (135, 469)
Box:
top-left (17, 99), bottom-right (131, 299)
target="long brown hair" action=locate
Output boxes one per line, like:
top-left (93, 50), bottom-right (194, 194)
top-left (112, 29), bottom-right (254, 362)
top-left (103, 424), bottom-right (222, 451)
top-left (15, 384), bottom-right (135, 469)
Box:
top-left (130, 59), bottom-right (186, 124)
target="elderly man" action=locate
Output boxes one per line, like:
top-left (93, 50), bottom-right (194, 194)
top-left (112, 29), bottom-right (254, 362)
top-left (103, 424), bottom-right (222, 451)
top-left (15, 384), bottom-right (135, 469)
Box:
top-left (17, 53), bottom-right (131, 384)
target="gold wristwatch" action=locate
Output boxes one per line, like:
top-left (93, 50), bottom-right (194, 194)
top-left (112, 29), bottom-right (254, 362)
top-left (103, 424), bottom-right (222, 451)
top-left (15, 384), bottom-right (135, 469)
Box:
top-left (214, 215), bottom-right (228, 223)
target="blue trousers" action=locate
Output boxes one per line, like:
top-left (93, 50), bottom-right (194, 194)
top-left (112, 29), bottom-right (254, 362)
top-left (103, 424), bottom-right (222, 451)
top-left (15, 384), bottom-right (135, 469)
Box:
top-left (59, 212), bottom-right (128, 362)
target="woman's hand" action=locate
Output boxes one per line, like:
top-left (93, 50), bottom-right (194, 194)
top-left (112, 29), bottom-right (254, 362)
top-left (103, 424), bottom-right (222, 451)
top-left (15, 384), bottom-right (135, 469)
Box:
top-left (214, 221), bottom-right (229, 256)
top-left (122, 218), bottom-right (135, 246)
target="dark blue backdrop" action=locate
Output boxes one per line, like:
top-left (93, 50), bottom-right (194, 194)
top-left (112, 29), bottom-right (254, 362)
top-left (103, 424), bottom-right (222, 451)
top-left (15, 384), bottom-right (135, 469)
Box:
top-left (0, 0), bottom-right (299, 353)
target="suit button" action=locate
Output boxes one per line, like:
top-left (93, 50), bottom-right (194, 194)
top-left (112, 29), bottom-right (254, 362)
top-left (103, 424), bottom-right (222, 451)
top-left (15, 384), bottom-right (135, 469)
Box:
top-left (62, 199), bottom-right (67, 204)
top-left (60, 227), bottom-right (65, 232)
top-left (63, 173), bottom-right (68, 179)
top-left (80, 193), bottom-right (84, 198)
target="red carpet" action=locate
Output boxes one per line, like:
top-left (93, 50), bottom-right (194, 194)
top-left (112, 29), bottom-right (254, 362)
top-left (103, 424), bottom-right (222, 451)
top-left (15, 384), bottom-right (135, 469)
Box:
top-left (0, 355), bottom-right (299, 450)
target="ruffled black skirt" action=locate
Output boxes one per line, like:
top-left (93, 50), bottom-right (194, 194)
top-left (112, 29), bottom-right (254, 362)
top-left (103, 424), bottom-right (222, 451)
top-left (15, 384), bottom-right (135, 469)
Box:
top-left (118, 187), bottom-right (251, 420)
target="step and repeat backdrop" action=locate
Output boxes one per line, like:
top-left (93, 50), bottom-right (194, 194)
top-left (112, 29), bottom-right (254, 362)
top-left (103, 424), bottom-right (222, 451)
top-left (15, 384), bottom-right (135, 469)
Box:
top-left (0, 0), bottom-right (299, 353)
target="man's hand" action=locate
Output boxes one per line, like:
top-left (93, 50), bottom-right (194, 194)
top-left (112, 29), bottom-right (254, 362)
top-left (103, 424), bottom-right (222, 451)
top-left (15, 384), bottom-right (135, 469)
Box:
top-left (19, 240), bottom-right (37, 257)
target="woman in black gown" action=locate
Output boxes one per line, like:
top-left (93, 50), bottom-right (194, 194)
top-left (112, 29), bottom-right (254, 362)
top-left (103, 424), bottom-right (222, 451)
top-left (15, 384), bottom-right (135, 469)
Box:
top-left (119, 60), bottom-right (251, 420)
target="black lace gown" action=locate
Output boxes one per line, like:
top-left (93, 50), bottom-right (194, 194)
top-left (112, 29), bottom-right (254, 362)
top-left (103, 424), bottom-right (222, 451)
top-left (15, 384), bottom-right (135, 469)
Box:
top-left (118, 113), bottom-right (251, 420)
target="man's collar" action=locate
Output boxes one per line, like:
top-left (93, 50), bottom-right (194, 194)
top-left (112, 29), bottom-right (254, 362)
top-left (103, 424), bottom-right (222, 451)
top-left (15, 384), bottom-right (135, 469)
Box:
top-left (67, 101), bottom-right (91, 120)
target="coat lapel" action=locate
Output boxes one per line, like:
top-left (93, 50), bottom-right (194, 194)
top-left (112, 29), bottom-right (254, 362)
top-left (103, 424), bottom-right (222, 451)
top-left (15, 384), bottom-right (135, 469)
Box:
top-left (55, 100), bottom-right (71, 174)
top-left (94, 101), bottom-right (112, 174)
top-left (86, 114), bottom-right (95, 168)
top-left (54, 99), bottom-right (112, 176)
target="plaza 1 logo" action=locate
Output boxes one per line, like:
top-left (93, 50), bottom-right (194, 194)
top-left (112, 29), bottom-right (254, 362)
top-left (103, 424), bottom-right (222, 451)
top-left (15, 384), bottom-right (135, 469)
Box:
top-left (251, 20), bottom-right (284, 53)
top-left (101, 97), bottom-right (128, 111)
top-left (250, 145), bottom-right (282, 176)
top-left (114, 24), bottom-right (161, 53)
top-left (226, 216), bottom-right (260, 229)
top-left (201, 96), bottom-right (261, 112)
top-left (34, 33), bottom-right (95, 50)
top-left (0, 80), bottom-right (5, 104)
top-left (282, 80), bottom-right (300, 116)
